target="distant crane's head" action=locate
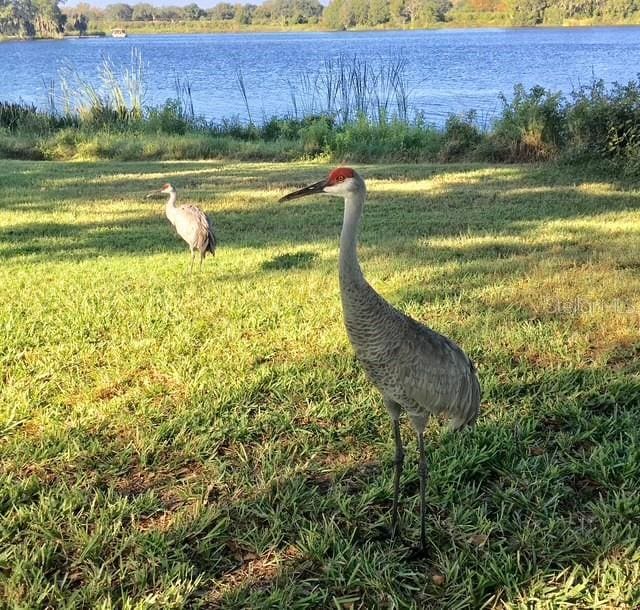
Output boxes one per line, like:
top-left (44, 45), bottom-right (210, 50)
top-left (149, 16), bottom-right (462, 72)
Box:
top-left (146, 183), bottom-right (176, 198)
top-left (279, 167), bottom-right (365, 202)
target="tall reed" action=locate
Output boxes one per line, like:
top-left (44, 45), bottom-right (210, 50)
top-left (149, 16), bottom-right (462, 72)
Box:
top-left (286, 54), bottom-right (411, 125)
top-left (173, 75), bottom-right (195, 121)
top-left (55, 48), bottom-right (146, 124)
top-left (236, 69), bottom-right (253, 125)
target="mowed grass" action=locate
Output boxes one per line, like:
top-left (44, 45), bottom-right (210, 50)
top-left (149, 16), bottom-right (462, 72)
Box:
top-left (1, 159), bottom-right (639, 609)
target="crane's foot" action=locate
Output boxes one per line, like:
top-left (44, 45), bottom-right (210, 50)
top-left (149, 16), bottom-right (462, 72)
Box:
top-left (406, 543), bottom-right (430, 561)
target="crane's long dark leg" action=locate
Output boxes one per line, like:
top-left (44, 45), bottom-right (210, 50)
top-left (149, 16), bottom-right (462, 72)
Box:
top-left (417, 431), bottom-right (428, 552)
top-left (384, 399), bottom-right (404, 541)
top-left (391, 417), bottom-right (404, 539)
top-left (189, 250), bottom-right (196, 274)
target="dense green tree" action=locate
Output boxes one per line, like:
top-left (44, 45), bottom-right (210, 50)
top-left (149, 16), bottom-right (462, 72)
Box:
top-left (321, 0), bottom-right (344, 27)
top-left (233, 3), bottom-right (255, 23)
top-left (349, 0), bottom-right (370, 24)
top-left (369, 0), bottom-right (391, 23)
top-left (66, 11), bottom-right (88, 33)
top-left (0, 0), bottom-right (35, 36)
top-left (0, 0), bottom-right (64, 37)
top-left (260, 0), bottom-right (322, 24)
top-left (295, 0), bottom-right (323, 22)
top-left (104, 3), bottom-right (134, 20)
top-left (425, 0), bottom-right (452, 21)
top-left (389, 0), bottom-right (408, 23)
top-left (33, 0), bottom-right (65, 36)
top-left (182, 2), bottom-right (204, 20)
top-left (132, 3), bottom-right (156, 20)
top-left (602, 0), bottom-right (640, 17)
top-left (555, 0), bottom-right (604, 17)
top-left (208, 2), bottom-right (235, 19)
top-left (156, 5), bottom-right (182, 20)
top-left (4, 0), bottom-right (639, 35)
top-left (506, 0), bottom-right (547, 24)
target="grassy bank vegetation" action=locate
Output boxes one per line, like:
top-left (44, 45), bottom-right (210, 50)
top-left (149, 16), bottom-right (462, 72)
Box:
top-left (1, 158), bottom-right (640, 607)
top-left (2, 71), bottom-right (640, 177)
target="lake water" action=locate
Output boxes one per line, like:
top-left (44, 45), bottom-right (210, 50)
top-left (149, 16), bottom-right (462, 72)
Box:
top-left (1, 27), bottom-right (640, 125)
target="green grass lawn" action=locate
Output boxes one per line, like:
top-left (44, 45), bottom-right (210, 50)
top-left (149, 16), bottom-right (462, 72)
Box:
top-left (1, 159), bottom-right (639, 609)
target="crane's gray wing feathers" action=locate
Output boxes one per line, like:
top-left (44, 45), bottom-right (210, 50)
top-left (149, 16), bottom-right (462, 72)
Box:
top-left (344, 281), bottom-right (480, 428)
top-left (397, 317), bottom-right (480, 427)
top-left (175, 205), bottom-right (216, 255)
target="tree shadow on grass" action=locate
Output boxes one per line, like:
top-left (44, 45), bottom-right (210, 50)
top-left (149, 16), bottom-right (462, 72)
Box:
top-left (0, 217), bottom-right (180, 259)
top-left (261, 251), bottom-right (318, 271)
top-left (3, 160), bottom-right (640, 605)
top-left (149, 364), bottom-right (640, 608)
top-left (3, 326), bottom-right (639, 607)
top-left (233, 364), bottom-right (637, 605)
top-left (1, 162), bottom-right (639, 265)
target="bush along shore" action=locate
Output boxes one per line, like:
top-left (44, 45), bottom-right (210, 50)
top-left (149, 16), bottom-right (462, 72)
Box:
top-left (1, 54), bottom-right (639, 175)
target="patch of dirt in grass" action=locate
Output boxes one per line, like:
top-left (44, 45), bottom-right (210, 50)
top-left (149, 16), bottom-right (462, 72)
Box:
top-left (560, 474), bottom-right (608, 513)
top-left (581, 394), bottom-right (619, 417)
top-left (314, 449), bottom-right (384, 494)
top-left (115, 456), bottom-right (206, 504)
top-left (115, 468), bottom-right (160, 497)
top-left (606, 345), bottom-right (640, 372)
top-left (137, 508), bottom-right (180, 533)
top-left (588, 337), bottom-right (640, 372)
top-left (206, 544), bottom-right (304, 607)
top-left (6, 460), bottom-right (100, 489)
top-left (539, 414), bottom-right (575, 433)
top-left (340, 461), bottom-right (383, 494)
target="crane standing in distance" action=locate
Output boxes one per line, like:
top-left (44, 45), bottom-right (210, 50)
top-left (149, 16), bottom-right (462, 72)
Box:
top-left (279, 167), bottom-right (481, 553)
top-left (147, 183), bottom-right (217, 273)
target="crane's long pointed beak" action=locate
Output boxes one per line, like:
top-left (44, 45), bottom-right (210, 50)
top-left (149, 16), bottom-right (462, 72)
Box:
top-left (279, 179), bottom-right (327, 202)
top-left (145, 190), bottom-right (161, 199)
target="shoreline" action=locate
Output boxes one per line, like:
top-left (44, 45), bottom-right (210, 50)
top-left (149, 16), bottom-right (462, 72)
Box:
top-left (1, 20), bottom-right (639, 42)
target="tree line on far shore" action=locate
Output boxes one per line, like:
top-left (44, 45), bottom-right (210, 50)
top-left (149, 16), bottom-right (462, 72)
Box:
top-left (1, 0), bottom-right (639, 38)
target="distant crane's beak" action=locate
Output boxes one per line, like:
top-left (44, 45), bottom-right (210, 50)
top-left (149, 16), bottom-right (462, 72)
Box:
top-left (145, 190), bottom-right (161, 199)
top-left (279, 179), bottom-right (327, 202)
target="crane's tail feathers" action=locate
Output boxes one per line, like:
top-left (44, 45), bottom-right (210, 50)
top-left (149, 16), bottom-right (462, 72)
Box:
top-left (206, 224), bottom-right (217, 256)
top-left (450, 358), bottom-right (481, 431)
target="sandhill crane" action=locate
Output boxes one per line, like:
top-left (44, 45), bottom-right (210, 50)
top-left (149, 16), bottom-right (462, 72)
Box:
top-left (280, 167), bottom-right (480, 552)
top-left (147, 183), bottom-right (217, 272)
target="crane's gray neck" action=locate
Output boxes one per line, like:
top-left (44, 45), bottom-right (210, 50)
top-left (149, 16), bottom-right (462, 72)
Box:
top-left (165, 191), bottom-right (177, 208)
top-left (165, 191), bottom-right (177, 221)
top-left (339, 190), bottom-right (366, 288)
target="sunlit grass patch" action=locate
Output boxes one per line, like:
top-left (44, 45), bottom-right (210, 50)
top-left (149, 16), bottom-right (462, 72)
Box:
top-left (1, 159), bottom-right (639, 608)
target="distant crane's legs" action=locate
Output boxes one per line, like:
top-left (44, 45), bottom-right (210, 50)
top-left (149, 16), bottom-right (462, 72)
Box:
top-left (189, 250), bottom-right (196, 274)
top-left (417, 432), bottom-right (428, 552)
top-left (391, 418), bottom-right (405, 539)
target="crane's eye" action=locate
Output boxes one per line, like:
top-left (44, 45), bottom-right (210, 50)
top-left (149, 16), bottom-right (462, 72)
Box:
top-left (336, 175), bottom-right (345, 182)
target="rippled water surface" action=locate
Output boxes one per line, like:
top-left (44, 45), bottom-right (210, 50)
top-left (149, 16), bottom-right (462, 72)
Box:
top-left (2, 27), bottom-right (640, 124)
